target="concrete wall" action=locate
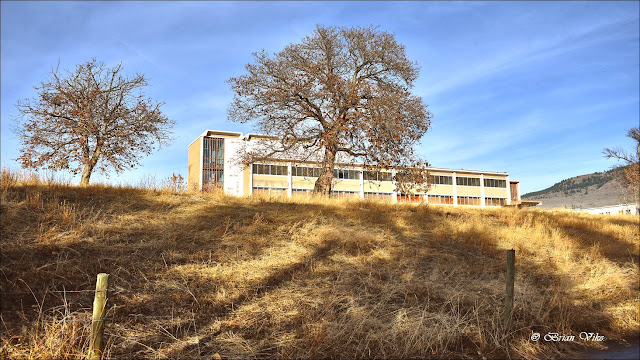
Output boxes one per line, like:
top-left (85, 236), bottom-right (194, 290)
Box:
top-left (223, 137), bottom-right (245, 196)
top-left (187, 138), bottom-right (201, 191)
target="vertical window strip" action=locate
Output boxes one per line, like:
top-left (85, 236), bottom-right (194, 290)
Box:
top-left (203, 137), bottom-right (224, 189)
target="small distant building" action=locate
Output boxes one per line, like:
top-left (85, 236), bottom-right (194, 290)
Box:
top-left (188, 129), bottom-right (534, 207)
top-left (573, 203), bottom-right (639, 216)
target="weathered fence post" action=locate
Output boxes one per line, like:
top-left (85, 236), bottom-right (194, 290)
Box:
top-left (504, 249), bottom-right (515, 329)
top-left (88, 273), bottom-right (109, 360)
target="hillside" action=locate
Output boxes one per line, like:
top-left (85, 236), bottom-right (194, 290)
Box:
top-left (1, 172), bottom-right (638, 359)
top-left (522, 167), bottom-right (636, 209)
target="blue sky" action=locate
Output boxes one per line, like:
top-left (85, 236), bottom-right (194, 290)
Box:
top-left (1, 1), bottom-right (638, 194)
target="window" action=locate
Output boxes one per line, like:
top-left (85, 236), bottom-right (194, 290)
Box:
top-left (427, 195), bottom-right (454, 205)
top-left (484, 178), bottom-right (507, 188)
top-left (292, 188), bottom-right (313, 197)
top-left (485, 197), bottom-right (507, 206)
top-left (457, 196), bottom-right (480, 206)
top-left (203, 137), bottom-right (224, 188)
top-left (252, 187), bottom-right (287, 196)
top-left (430, 175), bottom-right (453, 185)
top-left (364, 192), bottom-right (393, 201)
top-left (364, 171), bottom-right (393, 182)
top-left (333, 168), bottom-right (360, 180)
top-left (456, 177), bottom-right (480, 187)
top-left (330, 190), bottom-right (359, 199)
top-left (252, 163), bottom-right (288, 176)
top-left (398, 193), bottom-right (426, 203)
top-left (292, 166), bottom-right (322, 177)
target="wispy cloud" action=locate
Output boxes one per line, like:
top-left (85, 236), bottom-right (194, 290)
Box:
top-left (422, 14), bottom-right (638, 98)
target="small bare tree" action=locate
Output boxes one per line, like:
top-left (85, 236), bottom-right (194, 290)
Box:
top-left (164, 173), bottom-right (186, 193)
top-left (604, 127), bottom-right (639, 204)
top-left (228, 25), bottom-right (432, 196)
top-left (13, 59), bottom-right (174, 186)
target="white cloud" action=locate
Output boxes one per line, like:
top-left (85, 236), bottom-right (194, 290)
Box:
top-left (421, 14), bottom-right (639, 98)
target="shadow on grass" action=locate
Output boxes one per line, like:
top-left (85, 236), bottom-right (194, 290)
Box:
top-left (1, 185), bottom-right (638, 359)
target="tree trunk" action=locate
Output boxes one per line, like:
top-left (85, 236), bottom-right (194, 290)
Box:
top-left (80, 163), bottom-right (94, 186)
top-left (313, 145), bottom-right (337, 197)
top-left (80, 147), bottom-right (101, 187)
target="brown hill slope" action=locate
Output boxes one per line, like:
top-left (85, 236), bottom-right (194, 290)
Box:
top-left (1, 172), bottom-right (638, 359)
top-left (522, 168), bottom-right (636, 209)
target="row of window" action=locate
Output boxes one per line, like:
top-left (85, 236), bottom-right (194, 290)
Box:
top-left (330, 190), bottom-right (360, 199)
top-left (252, 186), bottom-right (287, 196)
top-left (292, 188), bottom-right (313, 197)
top-left (399, 194), bottom-right (460, 205)
top-left (364, 192), bottom-right (394, 201)
top-left (484, 179), bottom-right (507, 188)
top-left (458, 196), bottom-right (481, 206)
top-left (363, 171), bottom-right (393, 182)
top-left (253, 164), bottom-right (288, 176)
top-left (431, 175), bottom-right (453, 185)
top-left (255, 164), bottom-right (363, 180)
top-left (428, 195), bottom-right (454, 205)
top-left (456, 177), bottom-right (480, 187)
top-left (398, 193), bottom-right (426, 203)
top-left (292, 166), bottom-right (322, 178)
top-left (253, 186), bottom-right (507, 206)
top-left (333, 169), bottom-right (360, 180)
top-left (485, 197), bottom-right (507, 206)
top-left (253, 163), bottom-right (506, 189)
top-left (455, 177), bottom-right (508, 188)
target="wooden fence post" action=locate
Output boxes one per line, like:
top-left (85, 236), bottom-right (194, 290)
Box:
top-left (88, 273), bottom-right (109, 360)
top-left (504, 250), bottom-right (515, 329)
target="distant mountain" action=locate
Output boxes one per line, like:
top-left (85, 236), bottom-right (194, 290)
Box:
top-left (522, 167), bottom-right (636, 209)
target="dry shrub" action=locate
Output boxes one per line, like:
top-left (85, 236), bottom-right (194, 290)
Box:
top-left (0, 292), bottom-right (91, 360)
top-left (1, 175), bottom-right (638, 359)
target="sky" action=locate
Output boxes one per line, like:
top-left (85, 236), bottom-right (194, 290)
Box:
top-left (1, 1), bottom-right (638, 194)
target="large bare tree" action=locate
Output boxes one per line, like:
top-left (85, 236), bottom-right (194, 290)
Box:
top-left (228, 25), bottom-right (432, 196)
top-left (604, 127), bottom-right (640, 204)
top-left (13, 59), bottom-right (174, 186)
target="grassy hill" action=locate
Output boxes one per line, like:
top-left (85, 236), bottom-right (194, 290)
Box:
top-left (1, 170), bottom-right (638, 359)
top-left (522, 167), bottom-right (636, 209)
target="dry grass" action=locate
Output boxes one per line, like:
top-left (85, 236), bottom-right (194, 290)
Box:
top-left (1, 168), bottom-right (638, 359)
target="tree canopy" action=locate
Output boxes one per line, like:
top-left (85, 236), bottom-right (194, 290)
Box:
top-left (228, 25), bottom-right (432, 195)
top-left (13, 59), bottom-right (174, 186)
top-left (604, 127), bottom-right (640, 203)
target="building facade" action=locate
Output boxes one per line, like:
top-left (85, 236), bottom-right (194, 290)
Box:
top-left (573, 204), bottom-right (639, 216)
top-left (188, 130), bottom-right (524, 207)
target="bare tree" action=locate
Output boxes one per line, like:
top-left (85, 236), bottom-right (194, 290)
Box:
top-left (604, 127), bottom-right (639, 204)
top-left (13, 59), bottom-right (174, 186)
top-left (228, 25), bottom-right (432, 196)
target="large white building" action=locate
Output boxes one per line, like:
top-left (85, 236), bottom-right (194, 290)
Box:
top-left (188, 130), bottom-right (533, 207)
top-left (573, 204), bottom-right (639, 215)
